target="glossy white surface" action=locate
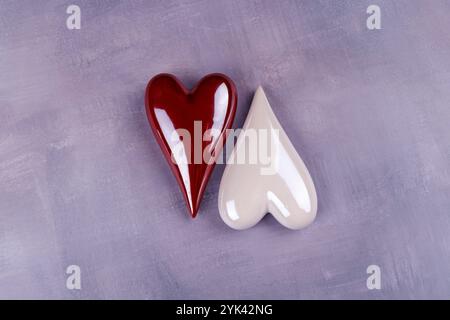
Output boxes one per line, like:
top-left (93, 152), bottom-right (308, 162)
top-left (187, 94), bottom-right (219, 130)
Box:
top-left (218, 87), bottom-right (318, 230)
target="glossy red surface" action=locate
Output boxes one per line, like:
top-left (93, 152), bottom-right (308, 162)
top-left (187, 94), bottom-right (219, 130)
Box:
top-left (145, 74), bottom-right (237, 217)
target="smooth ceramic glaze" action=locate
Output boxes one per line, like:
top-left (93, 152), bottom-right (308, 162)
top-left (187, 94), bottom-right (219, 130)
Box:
top-left (218, 87), bottom-right (317, 230)
top-left (145, 74), bottom-right (237, 217)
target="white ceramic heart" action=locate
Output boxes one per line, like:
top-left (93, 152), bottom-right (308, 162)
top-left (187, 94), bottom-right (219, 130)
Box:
top-left (218, 87), bottom-right (318, 230)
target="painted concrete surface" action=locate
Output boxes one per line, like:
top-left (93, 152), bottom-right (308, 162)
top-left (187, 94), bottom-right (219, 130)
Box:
top-left (1, 0), bottom-right (450, 299)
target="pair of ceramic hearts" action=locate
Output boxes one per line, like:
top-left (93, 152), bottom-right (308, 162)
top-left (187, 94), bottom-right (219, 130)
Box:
top-left (145, 74), bottom-right (317, 230)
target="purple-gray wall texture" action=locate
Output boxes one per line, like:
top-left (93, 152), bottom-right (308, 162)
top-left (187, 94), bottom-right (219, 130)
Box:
top-left (1, 0), bottom-right (450, 299)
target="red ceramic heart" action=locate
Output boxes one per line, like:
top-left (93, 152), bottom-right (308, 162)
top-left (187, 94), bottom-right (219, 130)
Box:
top-left (145, 74), bottom-right (237, 217)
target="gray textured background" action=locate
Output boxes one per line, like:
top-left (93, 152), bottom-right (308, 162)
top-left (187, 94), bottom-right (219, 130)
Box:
top-left (1, 0), bottom-right (450, 299)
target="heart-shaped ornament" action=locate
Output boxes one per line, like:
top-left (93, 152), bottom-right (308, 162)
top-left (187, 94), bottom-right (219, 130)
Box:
top-left (218, 87), bottom-right (317, 230)
top-left (145, 74), bottom-right (237, 217)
